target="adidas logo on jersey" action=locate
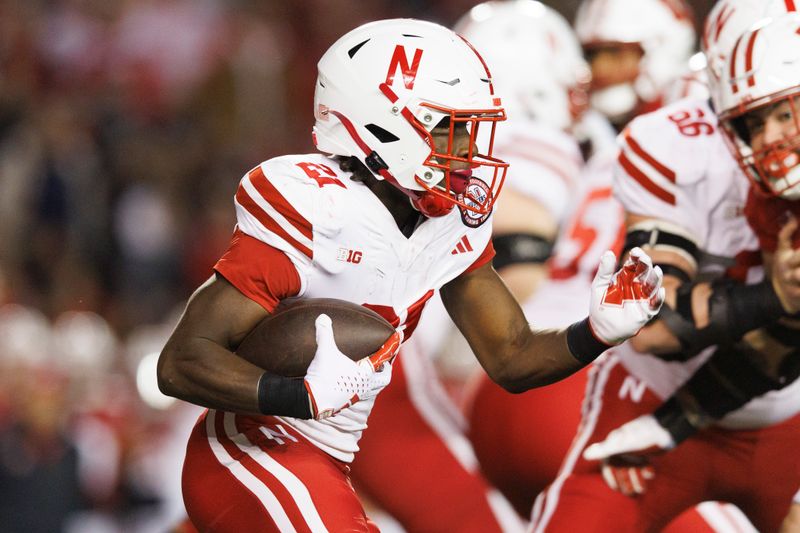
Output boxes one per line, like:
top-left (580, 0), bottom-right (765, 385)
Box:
top-left (451, 235), bottom-right (473, 255)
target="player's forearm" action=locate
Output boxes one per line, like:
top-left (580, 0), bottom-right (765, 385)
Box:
top-left (158, 336), bottom-right (264, 414)
top-left (442, 265), bottom-right (587, 391)
top-left (490, 326), bottom-right (587, 392)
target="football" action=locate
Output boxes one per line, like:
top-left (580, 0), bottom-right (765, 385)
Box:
top-left (236, 298), bottom-right (396, 377)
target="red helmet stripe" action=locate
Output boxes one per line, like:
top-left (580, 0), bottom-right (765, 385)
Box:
top-left (729, 33), bottom-right (743, 93)
top-left (744, 28), bottom-right (760, 88)
top-left (328, 108), bottom-right (425, 204)
top-left (330, 110), bottom-right (372, 155)
top-left (715, 5), bottom-right (735, 43)
top-left (458, 35), bottom-right (495, 96)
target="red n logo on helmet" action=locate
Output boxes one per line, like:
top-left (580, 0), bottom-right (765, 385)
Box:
top-left (385, 45), bottom-right (423, 90)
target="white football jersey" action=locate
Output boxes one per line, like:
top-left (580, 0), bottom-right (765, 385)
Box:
top-left (230, 153), bottom-right (494, 462)
top-left (612, 97), bottom-right (800, 428)
top-left (524, 144), bottom-right (624, 328)
top-left (493, 117), bottom-right (583, 224)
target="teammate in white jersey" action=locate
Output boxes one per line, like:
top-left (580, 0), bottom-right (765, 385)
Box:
top-left (156, 18), bottom-right (663, 531)
top-left (532, 9), bottom-right (800, 533)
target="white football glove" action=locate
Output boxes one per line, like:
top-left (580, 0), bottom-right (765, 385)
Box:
top-left (583, 414), bottom-right (675, 496)
top-left (304, 314), bottom-right (399, 420)
top-left (589, 247), bottom-right (665, 345)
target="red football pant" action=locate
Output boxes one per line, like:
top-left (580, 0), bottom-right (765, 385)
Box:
top-left (531, 354), bottom-right (800, 532)
top-left (351, 347), bottom-right (524, 532)
top-left (467, 366), bottom-right (589, 515)
top-left (182, 410), bottom-right (377, 532)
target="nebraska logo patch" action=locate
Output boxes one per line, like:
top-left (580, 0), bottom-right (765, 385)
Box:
top-left (457, 177), bottom-right (492, 228)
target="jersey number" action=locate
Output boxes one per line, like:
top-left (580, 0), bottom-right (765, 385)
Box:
top-left (549, 187), bottom-right (625, 281)
top-left (295, 162), bottom-right (346, 188)
top-left (667, 109), bottom-right (715, 137)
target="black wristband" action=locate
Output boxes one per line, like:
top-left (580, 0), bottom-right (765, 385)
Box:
top-left (653, 396), bottom-right (698, 445)
top-left (566, 318), bottom-right (610, 365)
top-left (257, 373), bottom-right (313, 419)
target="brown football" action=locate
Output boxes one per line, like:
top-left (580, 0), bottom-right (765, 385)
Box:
top-left (235, 298), bottom-right (395, 378)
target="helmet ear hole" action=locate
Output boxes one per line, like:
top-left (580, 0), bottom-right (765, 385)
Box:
top-left (365, 124), bottom-right (400, 143)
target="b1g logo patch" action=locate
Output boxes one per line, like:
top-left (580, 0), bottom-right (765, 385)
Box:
top-left (457, 177), bottom-right (492, 228)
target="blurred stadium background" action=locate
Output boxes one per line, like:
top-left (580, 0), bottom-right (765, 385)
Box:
top-left (0, 1), bottom-right (717, 532)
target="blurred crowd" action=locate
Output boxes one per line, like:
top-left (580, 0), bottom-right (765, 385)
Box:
top-left (0, 0), bottom-right (717, 532)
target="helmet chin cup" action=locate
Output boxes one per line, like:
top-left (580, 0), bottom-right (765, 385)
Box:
top-left (412, 191), bottom-right (455, 218)
top-left (758, 149), bottom-right (800, 200)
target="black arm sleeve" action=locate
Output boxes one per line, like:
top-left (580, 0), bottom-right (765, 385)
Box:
top-left (655, 334), bottom-right (800, 444)
top-left (657, 279), bottom-right (787, 358)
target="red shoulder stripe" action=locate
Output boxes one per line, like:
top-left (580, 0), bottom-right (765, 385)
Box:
top-left (618, 152), bottom-right (676, 205)
top-left (236, 186), bottom-right (313, 259)
top-left (248, 166), bottom-right (313, 240)
top-left (623, 129), bottom-right (676, 183)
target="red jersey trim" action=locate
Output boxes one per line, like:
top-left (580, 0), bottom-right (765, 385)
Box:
top-left (236, 183), bottom-right (313, 260)
top-left (248, 166), bottom-right (313, 240)
top-left (214, 229), bottom-right (302, 312)
top-left (618, 151), bottom-right (676, 205)
top-left (464, 239), bottom-right (495, 274)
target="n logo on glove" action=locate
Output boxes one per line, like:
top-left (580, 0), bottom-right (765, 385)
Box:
top-left (602, 252), bottom-right (661, 307)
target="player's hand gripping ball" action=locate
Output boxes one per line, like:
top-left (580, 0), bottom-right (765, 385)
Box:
top-left (236, 298), bottom-right (400, 419)
top-left (236, 298), bottom-right (398, 377)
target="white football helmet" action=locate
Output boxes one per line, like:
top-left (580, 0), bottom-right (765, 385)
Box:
top-left (702, 0), bottom-right (798, 111)
top-left (313, 18), bottom-right (508, 218)
top-left (453, 0), bottom-right (590, 132)
top-left (662, 54), bottom-right (711, 105)
top-left (575, 0), bottom-right (696, 121)
top-left (717, 14), bottom-right (800, 200)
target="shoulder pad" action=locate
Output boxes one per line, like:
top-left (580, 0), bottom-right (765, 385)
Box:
top-left (234, 155), bottom-right (347, 263)
top-left (621, 98), bottom-right (718, 190)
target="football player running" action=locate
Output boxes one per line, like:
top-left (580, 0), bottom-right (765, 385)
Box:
top-left (532, 7), bottom-right (800, 533)
top-left (156, 18), bottom-right (663, 532)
